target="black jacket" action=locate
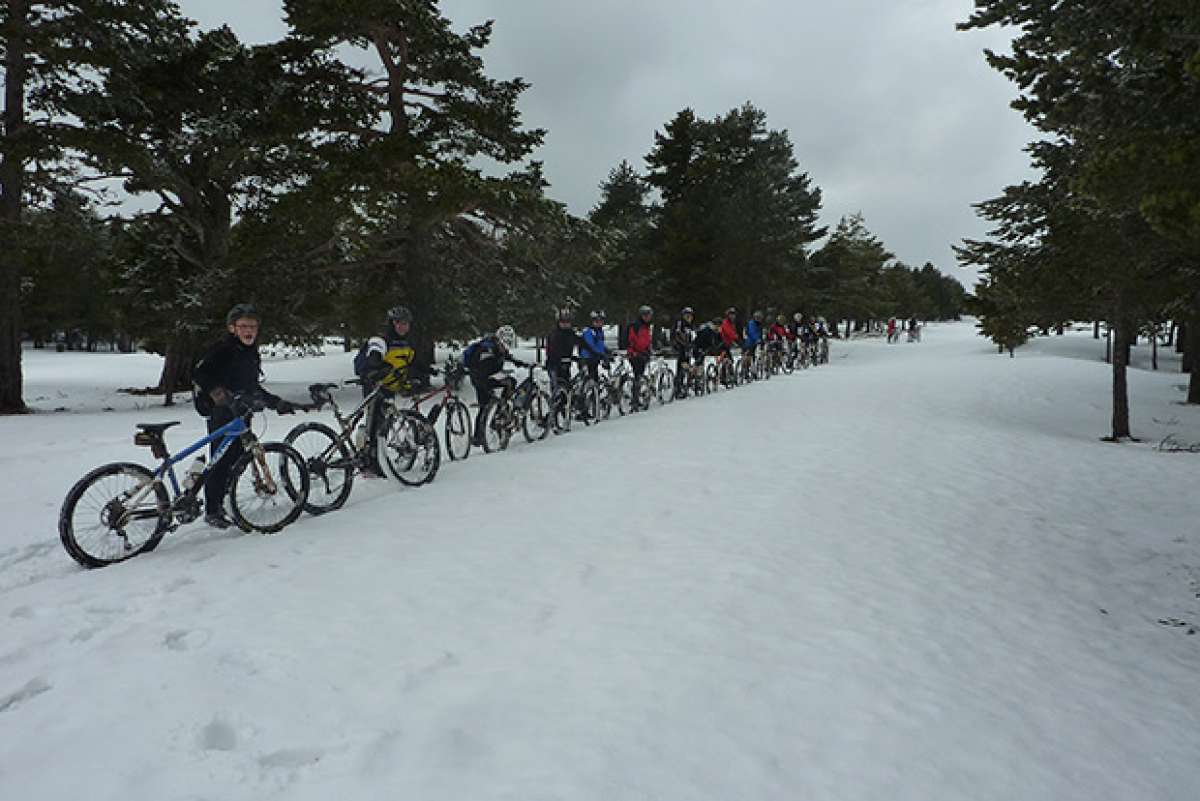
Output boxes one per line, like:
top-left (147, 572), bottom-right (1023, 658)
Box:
top-left (545, 326), bottom-right (582, 366)
top-left (193, 335), bottom-right (279, 416)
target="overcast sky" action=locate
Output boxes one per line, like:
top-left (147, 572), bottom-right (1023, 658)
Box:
top-left (180, 0), bottom-right (1035, 288)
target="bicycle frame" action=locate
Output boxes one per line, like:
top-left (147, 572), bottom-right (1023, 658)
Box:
top-left (154, 415), bottom-right (250, 496)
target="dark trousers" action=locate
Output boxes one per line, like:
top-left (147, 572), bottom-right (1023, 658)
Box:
top-left (630, 354), bottom-right (648, 406)
top-left (204, 407), bottom-right (245, 514)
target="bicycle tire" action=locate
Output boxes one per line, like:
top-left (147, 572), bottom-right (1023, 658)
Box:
top-left (284, 421), bottom-right (354, 515)
top-left (617, 376), bottom-right (634, 415)
top-left (551, 388), bottom-right (572, 434)
top-left (657, 370), bottom-right (675, 404)
top-left (523, 388), bottom-right (551, 442)
top-left (444, 398), bottom-right (472, 461)
top-left (381, 413), bottom-right (441, 486)
top-left (59, 462), bottom-right (171, 568)
top-left (480, 398), bottom-right (513, 452)
top-left (575, 380), bottom-right (599, 426)
top-left (227, 442), bottom-right (310, 533)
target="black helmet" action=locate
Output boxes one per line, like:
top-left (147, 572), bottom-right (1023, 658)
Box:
top-left (226, 303), bottom-right (259, 325)
top-left (589, 309), bottom-right (606, 322)
top-left (556, 307), bottom-right (573, 322)
top-left (387, 305), bottom-right (413, 323)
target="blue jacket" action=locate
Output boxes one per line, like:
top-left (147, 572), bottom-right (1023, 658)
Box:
top-left (580, 326), bottom-right (607, 361)
top-left (745, 319), bottom-right (763, 347)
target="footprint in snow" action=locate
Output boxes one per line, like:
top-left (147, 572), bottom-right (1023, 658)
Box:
top-left (164, 629), bottom-right (211, 651)
top-left (198, 718), bottom-right (238, 752)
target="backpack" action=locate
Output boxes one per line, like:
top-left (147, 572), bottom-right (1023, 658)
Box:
top-left (461, 339), bottom-right (481, 368)
top-left (353, 340), bottom-right (370, 376)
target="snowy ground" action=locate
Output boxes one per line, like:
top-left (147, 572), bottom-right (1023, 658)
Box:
top-left (1, 322), bottom-right (1198, 801)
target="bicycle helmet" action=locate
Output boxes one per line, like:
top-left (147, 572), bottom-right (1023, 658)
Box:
top-left (225, 303), bottom-right (259, 325)
top-left (589, 310), bottom-right (606, 322)
top-left (638, 305), bottom-right (653, 316)
top-left (681, 307), bottom-right (694, 316)
top-left (793, 312), bottom-right (803, 322)
top-left (556, 307), bottom-right (573, 322)
top-left (496, 324), bottom-right (517, 349)
top-left (776, 314), bottom-right (786, 324)
top-left (753, 310), bottom-right (764, 321)
top-left (387, 305), bottom-right (413, 323)
top-left (725, 307), bottom-right (737, 317)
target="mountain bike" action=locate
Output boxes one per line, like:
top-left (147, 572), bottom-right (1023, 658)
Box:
top-left (476, 364), bottom-right (552, 451)
top-left (284, 373), bottom-right (440, 516)
top-left (59, 393), bottom-right (310, 568)
top-left (616, 355), bottom-right (654, 414)
top-left (404, 359), bottom-right (472, 461)
top-left (551, 359), bottom-right (601, 433)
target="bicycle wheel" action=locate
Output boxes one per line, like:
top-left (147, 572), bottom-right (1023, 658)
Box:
top-left (781, 350), bottom-right (795, 375)
top-left (227, 442), bottom-right (310, 534)
top-left (381, 413), bottom-right (441, 486)
top-left (284, 421), bottom-right (354, 515)
top-left (656, 369), bottom-right (675, 404)
top-left (551, 388), bottom-right (572, 434)
top-left (480, 399), bottom-right (513, 453)
top-left (719, 359), bottom-right (735, 388)
top-left (523, 388), bottom-right (551, 442)
top-left (596, 381), bottom-right (614, 420)
top-left (59, 462), bottom-right (171, 568)
top-left (574, 380), bottom-right (599, 426)
top-left (443, 398), bottom-right (472, 461)
top-left (705, 364), bottom-right (719, 394)
top-left (617, 376), bottom-right (634, 415)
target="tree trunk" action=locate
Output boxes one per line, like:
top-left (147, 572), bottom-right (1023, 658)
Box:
top-left (1177, 321), bottom-right (1187, 354)
top-left (156, 341), bottom-right (198, 407)
top-left (843, 319), bottom-right (851, 339)
top-left (1108, 317), bottom-right (1133, 440)
top-left (0, 0), bottom-right (29, 414)
top-left (1152, 327), bottom-right (1158, 371)
top-left (1104, 325), bottom-right (1112, 364)
top-left (1093, 320), bottom-right (1100, 339)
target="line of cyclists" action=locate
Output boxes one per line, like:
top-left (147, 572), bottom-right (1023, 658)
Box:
top-left (190, 302), bottom-right (831, 529)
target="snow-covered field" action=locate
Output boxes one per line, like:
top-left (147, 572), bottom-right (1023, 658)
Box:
top-left (2, 322), bottom-right (1198, 801)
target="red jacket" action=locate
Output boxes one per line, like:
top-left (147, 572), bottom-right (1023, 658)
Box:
top-left (627, 320), bottom-right (652, 357)
top-left (768, 323), bottom-right (788, 341)
top-left (719, 318), bottom-right (739, 346)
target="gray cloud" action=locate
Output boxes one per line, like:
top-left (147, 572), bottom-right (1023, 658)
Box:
top-left (182, 0), bottom-right (1036, 288)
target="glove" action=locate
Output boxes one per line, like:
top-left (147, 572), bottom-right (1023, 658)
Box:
top-left (275, 399), bottom-right (297, 415)
top-left (209, 386), bottom-right (230, 407)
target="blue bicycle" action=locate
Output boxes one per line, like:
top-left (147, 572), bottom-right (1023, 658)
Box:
top-left (59, 393), bottom-right (310, 568)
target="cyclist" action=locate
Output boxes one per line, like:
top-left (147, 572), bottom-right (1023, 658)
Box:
top-left (626, 305), bottom-right (654, 410)
top-left (767, 314), bottom-right (788, 367)
top-left (579, 310), bottom-right (609, 382)
top-left (355, 305), bottom-right (431, 475)
top-left (193, 303), bottom-right (297, 529)
top-left (741, 310), bottom-right (765, 376)
top-left (672, 307), bottom-right (696, 392)
top-left (463, 330), bottom-right (530, 445)
top-left (546, 307), bottom-right (583, 395)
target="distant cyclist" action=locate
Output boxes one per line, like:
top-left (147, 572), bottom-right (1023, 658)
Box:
top-left (672, 307), bottom-right (696, 390)
top-left (579, 310), bottom-right (609, 381)
top-left (626, 305), bottom-right (654, 410)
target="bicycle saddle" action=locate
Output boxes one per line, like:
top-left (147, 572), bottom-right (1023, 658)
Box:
top-left (308, 383), bottom-right (338, 393)
top-left (135, 421), bottom-right (181, 435)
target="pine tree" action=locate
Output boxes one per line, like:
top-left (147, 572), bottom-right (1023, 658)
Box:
top-left (1, 0), bottom-right (179, 412)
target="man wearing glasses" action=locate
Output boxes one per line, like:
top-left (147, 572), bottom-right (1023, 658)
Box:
top-left (193, 304), bottom-right (296, 528)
